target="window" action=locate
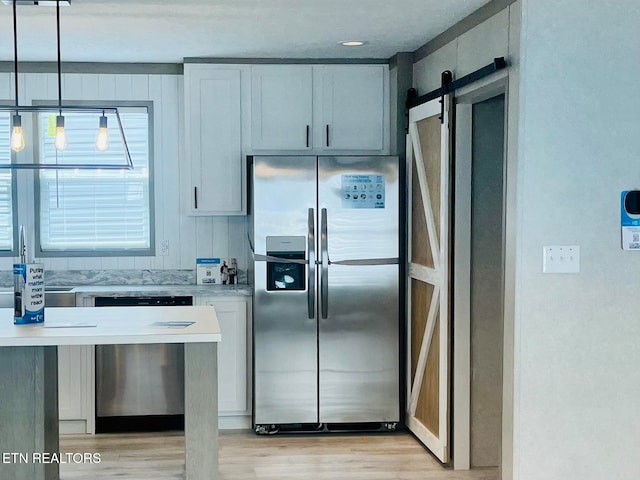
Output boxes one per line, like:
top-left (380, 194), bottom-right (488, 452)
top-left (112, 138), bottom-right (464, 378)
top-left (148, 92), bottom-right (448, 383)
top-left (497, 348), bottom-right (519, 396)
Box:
top-left (36, 105), bottom-right (153, 256)
top-left (0, 112), bottom-right (15, 254)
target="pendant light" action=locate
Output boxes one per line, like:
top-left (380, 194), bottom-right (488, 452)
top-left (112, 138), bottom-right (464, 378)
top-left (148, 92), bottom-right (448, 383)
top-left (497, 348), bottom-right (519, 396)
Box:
top-left (95, 112), bottom-right (109, 152)
top-left (10, 114), bottom-right (25, 152)
top-left (53, 0), bottom-right (67, 151)
top-left (1, 0), bottom-right (133, 170)
top-left (9, 0), bottom-right (24, 153)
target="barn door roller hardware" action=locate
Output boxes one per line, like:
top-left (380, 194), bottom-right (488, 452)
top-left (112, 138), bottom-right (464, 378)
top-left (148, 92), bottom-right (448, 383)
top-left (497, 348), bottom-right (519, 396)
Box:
top-left (405, 57), bottom-right (508, 121)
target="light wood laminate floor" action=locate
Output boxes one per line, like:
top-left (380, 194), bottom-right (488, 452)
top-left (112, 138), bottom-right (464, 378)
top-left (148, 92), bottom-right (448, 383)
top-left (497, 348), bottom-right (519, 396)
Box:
top-left (59, 431), bottom-right (498, 480)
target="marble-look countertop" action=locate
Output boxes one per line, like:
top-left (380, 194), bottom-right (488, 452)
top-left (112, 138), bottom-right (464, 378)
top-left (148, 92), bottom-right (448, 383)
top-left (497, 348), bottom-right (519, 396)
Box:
top-left (0, 284), bottom-right (251, 296)
top-left (72, 284), bottom-right (252, 298)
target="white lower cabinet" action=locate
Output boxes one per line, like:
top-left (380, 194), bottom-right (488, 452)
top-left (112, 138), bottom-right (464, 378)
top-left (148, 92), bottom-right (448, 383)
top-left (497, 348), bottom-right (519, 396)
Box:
top-left (198, 296), bottom-right (250, 429)
top-left (58, 345), bottom-right (94, 434)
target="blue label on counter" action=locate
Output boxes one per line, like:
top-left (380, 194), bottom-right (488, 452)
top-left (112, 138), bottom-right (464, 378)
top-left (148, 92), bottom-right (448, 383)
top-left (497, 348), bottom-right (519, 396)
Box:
top-left (14, 263), bottom-right (45, 324)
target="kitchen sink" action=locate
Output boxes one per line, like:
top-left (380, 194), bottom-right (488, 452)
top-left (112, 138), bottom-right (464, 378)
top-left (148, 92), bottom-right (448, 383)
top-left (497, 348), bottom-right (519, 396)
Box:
top-left (45, 288), bottom-right (76, 307)
top-left (0, 287), bottom-right (76, 308)
top-left (44, 286), bottom-right (75, 292)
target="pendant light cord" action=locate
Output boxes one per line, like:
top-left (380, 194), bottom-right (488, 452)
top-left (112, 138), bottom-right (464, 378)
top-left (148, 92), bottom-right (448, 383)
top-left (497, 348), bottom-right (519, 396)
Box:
top-left (13, 0), bottom-right (18, 111)
top-left (57, 0), bottom-right (62, 115)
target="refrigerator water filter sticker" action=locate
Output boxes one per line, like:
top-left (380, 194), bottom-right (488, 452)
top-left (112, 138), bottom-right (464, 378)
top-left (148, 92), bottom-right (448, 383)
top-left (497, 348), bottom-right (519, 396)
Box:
top-left (341, 174), bottom-right (385, 209)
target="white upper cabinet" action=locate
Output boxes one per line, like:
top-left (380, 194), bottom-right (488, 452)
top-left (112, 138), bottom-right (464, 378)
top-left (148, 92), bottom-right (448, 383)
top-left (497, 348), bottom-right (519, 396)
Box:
top-left (251, 66), bottom-right (313, 150)
top-left (184, 63), bottom-right (389, 216)
top-left (316, 65), bottom-right (385, 151)
top-left (184, 65), bottom-right (244, 215)
top-left (250, 64), bottom-right (389, 154)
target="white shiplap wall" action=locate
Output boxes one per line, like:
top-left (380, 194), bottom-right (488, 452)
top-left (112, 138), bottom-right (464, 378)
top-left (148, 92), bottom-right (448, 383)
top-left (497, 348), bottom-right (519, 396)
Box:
top-left (0, 71), bottom-right (247, 272)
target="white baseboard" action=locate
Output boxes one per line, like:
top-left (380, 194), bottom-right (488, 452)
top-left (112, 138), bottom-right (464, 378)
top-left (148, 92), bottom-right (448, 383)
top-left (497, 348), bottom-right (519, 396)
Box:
top-left (60, 420), bottom-right (88, 435)
top-left (219, 415), bottom-right (251, 430)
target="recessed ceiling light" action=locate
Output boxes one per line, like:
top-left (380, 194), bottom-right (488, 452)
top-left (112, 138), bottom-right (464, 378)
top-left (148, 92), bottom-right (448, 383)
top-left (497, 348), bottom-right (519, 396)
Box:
top-left (340, 41), bottom-right (367, 47)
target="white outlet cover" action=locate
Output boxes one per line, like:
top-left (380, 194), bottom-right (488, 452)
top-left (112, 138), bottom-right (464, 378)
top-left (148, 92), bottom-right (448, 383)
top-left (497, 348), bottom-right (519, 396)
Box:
top-left (159, 240), bottom-right (170, 256)
top-left (543, 245), bottom-right (580, 274)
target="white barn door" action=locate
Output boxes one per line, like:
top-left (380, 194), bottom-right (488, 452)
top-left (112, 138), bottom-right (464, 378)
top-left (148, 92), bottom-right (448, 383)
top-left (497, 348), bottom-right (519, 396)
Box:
top-left (406, 96), bottom-right (452, 463)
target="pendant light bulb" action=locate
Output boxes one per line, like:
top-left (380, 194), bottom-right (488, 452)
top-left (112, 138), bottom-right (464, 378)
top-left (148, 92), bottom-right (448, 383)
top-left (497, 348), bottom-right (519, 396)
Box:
top-left (95, 114), bottom-right (109, 152)
top-left (54, 115), bottom-right (67, 152)
top-left (10, 114), bottom-right (25, 153)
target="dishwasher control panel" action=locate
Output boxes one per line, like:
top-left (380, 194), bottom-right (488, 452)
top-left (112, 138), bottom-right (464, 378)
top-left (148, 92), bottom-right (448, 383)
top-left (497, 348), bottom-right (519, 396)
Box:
top-left (94, 296), bottom-right (193, 307)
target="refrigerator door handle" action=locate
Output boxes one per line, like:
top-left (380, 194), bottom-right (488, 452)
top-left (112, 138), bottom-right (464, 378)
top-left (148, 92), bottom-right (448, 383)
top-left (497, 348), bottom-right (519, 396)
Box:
top-left (308, 208), bottom-right (316, 319)
top-left (320, 208), bottom-right (329, 319)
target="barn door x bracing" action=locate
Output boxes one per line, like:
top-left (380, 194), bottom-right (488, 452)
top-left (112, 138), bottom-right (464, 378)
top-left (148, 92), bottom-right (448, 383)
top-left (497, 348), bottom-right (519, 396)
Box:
top-left (406, 96), bottom-right (452, 463)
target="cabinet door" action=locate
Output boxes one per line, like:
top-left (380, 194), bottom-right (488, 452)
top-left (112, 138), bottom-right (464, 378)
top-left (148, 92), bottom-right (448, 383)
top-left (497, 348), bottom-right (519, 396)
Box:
top-left (319, 65), bottom-right (386, 151)
top-left (58, 345), bottom-right (90, 422)
top-left (251, 66), bottom-right (313, 150)
top-left (58, 345), bottom-right (82, 420)
top-left (200, 299), bottom-right (247, 413)
top-left (185, 65), bottom-right (242, 214)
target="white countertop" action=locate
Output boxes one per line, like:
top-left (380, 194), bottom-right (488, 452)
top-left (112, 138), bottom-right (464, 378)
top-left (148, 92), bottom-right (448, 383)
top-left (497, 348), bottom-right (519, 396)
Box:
top-left (0, 306), bottom-right (221, 347)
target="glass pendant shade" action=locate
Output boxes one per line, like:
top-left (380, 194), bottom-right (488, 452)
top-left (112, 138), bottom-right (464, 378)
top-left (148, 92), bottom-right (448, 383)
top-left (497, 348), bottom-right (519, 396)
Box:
top-left (10, 114), bottom-right (25, 152)
top-left (54, 115), bottom-right (67, 151)
top-left (95, 114), bottom-right (109, 152)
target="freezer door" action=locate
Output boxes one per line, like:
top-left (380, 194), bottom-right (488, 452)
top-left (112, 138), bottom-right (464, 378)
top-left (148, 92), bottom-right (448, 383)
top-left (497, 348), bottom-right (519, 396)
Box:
top-left (252, 156), bottom-right (318, 425)
top-left (317, 156), bottom-right (400, 422)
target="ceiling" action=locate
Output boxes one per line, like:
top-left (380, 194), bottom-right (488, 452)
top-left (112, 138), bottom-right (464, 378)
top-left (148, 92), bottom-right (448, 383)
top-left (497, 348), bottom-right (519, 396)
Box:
top-left (0, 0), bottom-right (491, 63)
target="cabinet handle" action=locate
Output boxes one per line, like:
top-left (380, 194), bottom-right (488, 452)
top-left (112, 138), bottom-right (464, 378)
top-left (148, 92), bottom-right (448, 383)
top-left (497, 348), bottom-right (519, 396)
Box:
top-left (326, 124), bottom-right (330, 147)
top-left (306, 125), bottom-right (310, 148)
top-left (194, 186), bottom-right (198, 209)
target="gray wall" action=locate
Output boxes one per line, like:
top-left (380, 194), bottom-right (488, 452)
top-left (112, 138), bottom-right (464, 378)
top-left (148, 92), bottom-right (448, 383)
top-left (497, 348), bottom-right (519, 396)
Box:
top-left (514, 0), bottom-right (640, 478)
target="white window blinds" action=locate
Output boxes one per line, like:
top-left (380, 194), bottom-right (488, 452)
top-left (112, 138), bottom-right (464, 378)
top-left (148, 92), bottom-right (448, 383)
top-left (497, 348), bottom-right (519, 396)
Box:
top-left (0, 113), bottom-right (14, 252)
top-left (38, 108), bottom-right (151, 254)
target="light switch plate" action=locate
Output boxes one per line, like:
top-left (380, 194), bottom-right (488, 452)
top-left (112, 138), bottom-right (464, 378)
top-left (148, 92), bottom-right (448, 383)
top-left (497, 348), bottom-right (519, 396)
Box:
top-left (543, 245), bottom-right (580, 273)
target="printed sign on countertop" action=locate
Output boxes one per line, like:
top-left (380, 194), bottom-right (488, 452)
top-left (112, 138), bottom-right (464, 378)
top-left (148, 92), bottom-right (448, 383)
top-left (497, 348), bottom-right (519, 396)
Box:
top-left (196, 258), bottom-right (222, 284)
top-left (196, 258), bottom-right (239, 285)
top-left (14, 263), bottom-right (45, 324)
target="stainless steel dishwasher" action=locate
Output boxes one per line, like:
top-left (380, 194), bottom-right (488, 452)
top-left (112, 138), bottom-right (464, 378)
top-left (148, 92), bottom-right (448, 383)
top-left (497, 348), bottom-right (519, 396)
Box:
top-left (94, 295), bottom-right (193, 432)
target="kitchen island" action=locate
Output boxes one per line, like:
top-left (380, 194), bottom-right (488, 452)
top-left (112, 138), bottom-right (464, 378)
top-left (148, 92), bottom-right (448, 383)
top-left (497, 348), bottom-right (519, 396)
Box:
top-left (0, 306), bottom-right (221, 480)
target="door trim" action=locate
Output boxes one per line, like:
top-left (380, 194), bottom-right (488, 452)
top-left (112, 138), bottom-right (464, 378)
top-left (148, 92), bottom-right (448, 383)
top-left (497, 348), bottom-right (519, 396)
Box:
top-left (452, 72), bottom-right (517, 479)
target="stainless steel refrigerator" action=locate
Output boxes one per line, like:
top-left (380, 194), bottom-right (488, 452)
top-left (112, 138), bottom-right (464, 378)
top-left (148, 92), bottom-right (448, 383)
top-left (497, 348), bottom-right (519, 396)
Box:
top-left (249, 155), bottom-right (399, 433)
